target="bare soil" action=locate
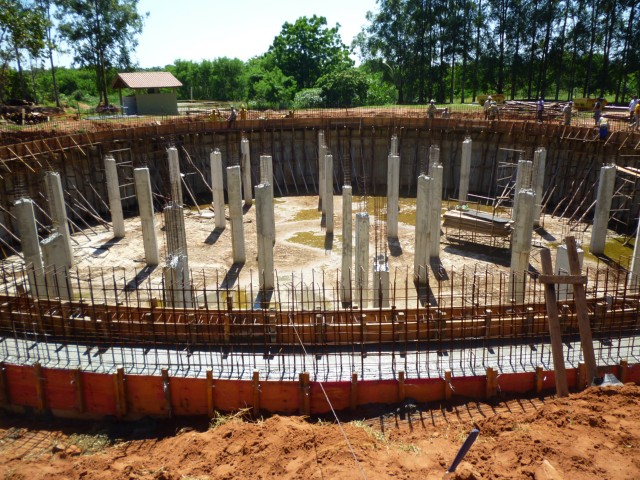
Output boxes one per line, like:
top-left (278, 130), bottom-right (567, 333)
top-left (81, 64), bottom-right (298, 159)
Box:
top-left (0, 384), bottom-right (638, 479)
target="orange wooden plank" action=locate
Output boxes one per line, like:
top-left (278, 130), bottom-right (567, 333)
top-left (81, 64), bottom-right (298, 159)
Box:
top-left (357, 380), bottom-right (397, 405)
top-left (261, 381), bottom-right (299, 414)
top-left (4, 364), bottom-right (38, 408)
top-left (126, 375), bottom-right (165, 416)
top-left (82, 372), bottom-right (117, 415)
top-left (450, 375), bottom-right (485, 399)
top-left (171, 377), bottom-right (208, 416)
top-left (214, 379), bottom-right (253, 412)
top-left (405, 378), bottom-right (446, 402)
top-left (497, 372), bottom-right (535, 394)
top-left (626, 364), bottom-right (640, 383)
top-left (309, 381), bottom-right (349, 414)
top-left (43, 368), bottom-right (76, 411)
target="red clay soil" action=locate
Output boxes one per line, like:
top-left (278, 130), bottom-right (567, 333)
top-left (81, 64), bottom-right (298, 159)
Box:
top-left (0, 383), bottom-right (638, 479)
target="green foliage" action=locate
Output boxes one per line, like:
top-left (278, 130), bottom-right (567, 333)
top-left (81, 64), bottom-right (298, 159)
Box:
top-left (244, 55), bottom-right (296, 108)
top-left (269, 15), bottom-right (353, 90)
top-left (168, 57), bottom-right (247, 101)
top-left (293, 88), bottom-right (324, 109)
top-left (315, 68), bottom-right (368, 107)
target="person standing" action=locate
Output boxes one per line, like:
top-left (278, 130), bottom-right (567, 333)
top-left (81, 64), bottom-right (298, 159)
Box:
top-left (593, 98), bottom-right (602, 126)
top-left (629, 95), bottom-right (639, 124)
top-left (427, 99), bottom-right (437, 119)
top-left (562, 101), bottom-right (573, 126)
top-left (536, 97), bottom-right (544, 123)
top-left (483, 96), bottom-right (492, 120)
top-left (634, 101), bottom-right (640, 131)
top-left (227, 107), bottom-right (237, 128)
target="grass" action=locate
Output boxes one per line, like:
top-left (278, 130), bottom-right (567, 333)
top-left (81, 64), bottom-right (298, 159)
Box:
top-left (351, 420), bottom-right (420, 455)
top-left (209, 408), bottom-right (252, 430)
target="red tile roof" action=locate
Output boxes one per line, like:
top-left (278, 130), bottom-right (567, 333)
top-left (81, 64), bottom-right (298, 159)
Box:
top-left (112, 72), bottom-right (182, 89)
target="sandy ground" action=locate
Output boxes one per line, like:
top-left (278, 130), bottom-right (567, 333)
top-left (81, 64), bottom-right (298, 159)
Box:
top-left (0, 384), bottom-right (638, 479)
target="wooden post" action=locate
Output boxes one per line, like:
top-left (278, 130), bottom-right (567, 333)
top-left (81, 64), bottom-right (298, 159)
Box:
top-left (565, 236), bottom-right (598, 384)
top-left (252, 370), bottom-right (260, 415)
top-left (486, 367), bottom-right (497, 399)
top-left (398, 371), bottom-right (405, 402)
top-left (223, 314), bottom-right (230, 343)
top-left (0, 362), bottom-right (7, 405)
top-left (34, 362), bottom-right (46, 413)
top-left (206, 368), bottom-right (214, 417)
top-left (74, 368), bottom-right (84, 413)
top-left (483, 309), bottom-right (492, 337)
top-left (162, 368), bottom-right (172, 418)
top-left (539, 248), bottom-right (569, 397)
top-left (114, 366), bottom-right (127, 419)
top-left (299, 372), bottom-right (310, 415)
top-left (535, 366), bottom-right (544, 393)
top-left (350, 373), bottom-right (358, 412)
top-left (620, 360), bottom-right (629, 383)
top-left (444, 370), bottom-right (452, 401)
top-left (577, 361), bottom-right (587, 389)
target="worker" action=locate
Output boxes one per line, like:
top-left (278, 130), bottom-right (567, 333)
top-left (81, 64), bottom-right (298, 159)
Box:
top-left (227, 107), bottom-right (237, 128)
top-left (629, 95), bottom-right (638, 124)
top-left (483, 96), bottom-right (492, 120)
top-left (634, 101), bottom-right (640, 131)
top-left (441, 107), bottom-right (450, 119)
top-left (598, 116), bottom-right (609, 140)
top-left (427, 99), bottom-right (437, 119)
top-left (536, 97), bottom-right (544, 123)
top-left (488, 101), bottom-right (500, 121)
top-left (562, 101), bottom-right (573, 126)
top-left (593, 98), bottom-right (602, 126)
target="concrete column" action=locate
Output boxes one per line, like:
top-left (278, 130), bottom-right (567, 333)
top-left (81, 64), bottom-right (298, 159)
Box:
top-left (532, 147), bottom-right (547, 226)
top-left (372, 254), bottom-right (390, 308)
top-left (260, 155), bottom-right (276, 237)
top-left (512, 159), bottom-right (533, 221)
top-left (387, 153), bottom-right (400, 238)
top-left (325, 154), bottom-right (334, 233)
top-left (13, 198), bottom-right (45, 297)
top-left (44, 171), bottom-right (73, 267)
top-left (341, 185), bottom-right (353, 303)
top-left (241, 137), bottom-right (252, 205)
top-left (509, 188), bottom-right (536, 303)
top-left (163, 254), bottom-right (192, 308)
top-left (429, 162), bottom-right (443, 259)
top-left (589, 164), bottom-right (616, 255)
top-left (227, 165), bottom-right (246, 264)
top-left (41, 232), bottom-right (72, 300)
top-left (256, 183), bottom-right (275, 291)
top-left (134, 168), bottom-right (159, 266)
top-left (414, 175), bottom-right (431, 285)
top-left (628, 217), bottom-right (640, 291)
top-left (318, 131), bottom-right (326, 212)
top-left (390, 135), bottom-right (399, 155)
top-left (556, 243), bottom-right (584, 301)
top-left (104, 155), bottom-right (125, 238)
top-left (210, 149), bottom-right (226, 230)
top-left (167, 147), bottom-right (183, 205)
top-left (459, 137), bottom-right (472, 202)
top-left (355, 212), bottom-right (370, 307)
top-left (164, 203), bottom-right (188, 257)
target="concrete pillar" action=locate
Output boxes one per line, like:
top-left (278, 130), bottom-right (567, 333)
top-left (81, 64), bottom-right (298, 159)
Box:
top-left (104, 155), bottom-right (125, 238)
top-left (167, 147), bottom-right (183, 205)
top-left (210, 149), bottom-right (225, 230)
top-left (256, 183), bottom-right (275, 291)
top-left (387, 153), bottom-right (400, 238)
top-left (41, 232), bottom-right (72, 300)
top-left (390, 134), bottom-right (399, 155)
top-left (372, 254), bottom-right (390, 308)
top-left (164, 203), bottom-right (188, 257)
top-left (628, 217), bottom-right (640, 291)
top-left (414, 175), bottom-right (431, 285)
top-left (13, 198), bottom-right (45, 297)
top-left (532, 147), bottom-right (547, 226)
top-left (341, 185), bottom-right (353, 303)
top-left (511, 159), bottom-right (533, 221)
top-left (589, 164), bottom-right (616, 255)
top-left (227, 165), bottom-right (246, 264)
top-left (134, 168), bottom-right (159, 266)
top-left (163, 254), bottom-right (192, 308)
top-left (355, 212), bottom-right (370, 307)
top-left (556, 243), bottom-right (584, 301)
top-left (429, 161), bottom-right (443, 259)
top-left (44, 171), bottom-right (73, 267)
top-left (459, 137), bottom-right (472, 202)
top-left (509, 189), bottom-right (536, 303)
top-left (325, 154), bottom-right (334, 233)
top-left (241, 137), bottom-right (252, 205)
top-left (260, 155), bottom-right (276, 237)
top-left (318, 131), bottom-right (326, 212)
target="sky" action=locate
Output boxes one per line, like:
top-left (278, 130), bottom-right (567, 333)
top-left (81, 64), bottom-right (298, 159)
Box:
top-left (55, 0), bottom-right (380, 69)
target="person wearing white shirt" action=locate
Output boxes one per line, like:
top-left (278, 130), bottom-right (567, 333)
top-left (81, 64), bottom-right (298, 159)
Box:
top-left (629, 95), bottom-right (639, 124)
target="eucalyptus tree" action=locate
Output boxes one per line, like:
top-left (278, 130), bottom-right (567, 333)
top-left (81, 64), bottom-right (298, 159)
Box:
top-left (56, 0), bottom-right (146, 105)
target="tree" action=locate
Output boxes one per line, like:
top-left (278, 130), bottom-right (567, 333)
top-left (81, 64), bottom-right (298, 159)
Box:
top-left (316, 68), bottom-right (368, 107)
top-left (245, 55), bottom-right (296, 108)
top-left (269, 15), bottom-right (352, 90)
top-left (56, 0), bottom-right (146, 105)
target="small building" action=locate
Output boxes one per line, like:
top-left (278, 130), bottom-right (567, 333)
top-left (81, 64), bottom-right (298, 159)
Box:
top-left (112, 72), bottom-right (183, 115)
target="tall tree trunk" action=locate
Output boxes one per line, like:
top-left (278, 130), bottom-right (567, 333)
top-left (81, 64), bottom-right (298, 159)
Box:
top-left (554, 0), bottom-right (570, 101)
top-left (526, 0), bottom-right (540, 99)
top-left (14, 45), bottom-right (27, 100)
top-left (472, 0), bottom-right (482, 102)
top-left (616, 2), bottom-right (636, 101)
top-left (598, 0), bottom-right (617, 98)
top-left (583, 0), bottom-right (597, 97)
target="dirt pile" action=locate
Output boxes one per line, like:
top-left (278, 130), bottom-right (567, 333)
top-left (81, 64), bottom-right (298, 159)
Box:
top-left (0, 384), bottom-right (638, 479)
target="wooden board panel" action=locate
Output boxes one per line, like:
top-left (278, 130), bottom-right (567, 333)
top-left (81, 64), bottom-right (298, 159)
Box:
top-left (171, 377), bottom-right (208, 416)
top-left (126, 375), bottom-right (165, 416)
top-left (309, 381), bottom-right (349, 414)
top-left (82, 372), bottom-right (117, 415)
top-left (4, 364), bottom-right (38, 408)
top-left (214, 379), bottom-right (253, 412)
top-left (405, 378), bottom-right (446, 402)
top-left (43, 368), bottom-right (76, 411)
top-left (498, 372), bottom-right (535, 394)
top-left (450, 375), bottom-right (485, 399)
top-left (261, 381), bottom-right (300, 414)
top-left (357, 380), bottom-right (398, 406)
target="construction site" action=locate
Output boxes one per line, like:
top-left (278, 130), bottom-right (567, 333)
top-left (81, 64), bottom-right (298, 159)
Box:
top-left (0, 111), bottom-right (640, 478)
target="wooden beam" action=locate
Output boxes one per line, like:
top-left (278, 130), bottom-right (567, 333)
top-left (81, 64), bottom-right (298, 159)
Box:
top-left (565, 236), bottom-right (598, 385)
top-left (538, 274), bottom-right (588, 285)
top-left (540, 248), bottom-right (569, 397)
